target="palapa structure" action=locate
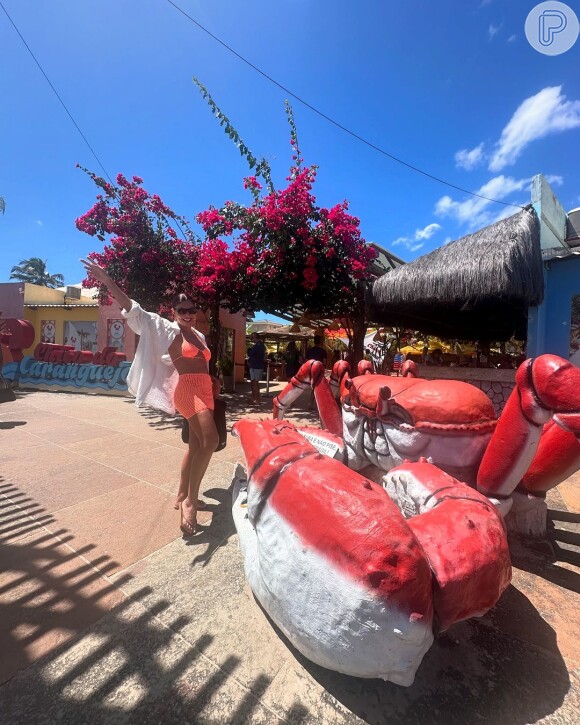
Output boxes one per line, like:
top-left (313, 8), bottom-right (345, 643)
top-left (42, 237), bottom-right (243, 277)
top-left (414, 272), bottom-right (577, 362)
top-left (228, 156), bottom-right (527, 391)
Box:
top-left (368, 206), bottom-right (543, 342)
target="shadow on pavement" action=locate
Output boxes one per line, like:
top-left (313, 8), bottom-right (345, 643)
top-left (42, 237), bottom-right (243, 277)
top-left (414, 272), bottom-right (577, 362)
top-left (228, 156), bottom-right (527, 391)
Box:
top-left (131, 401), bottom-right (183, 433)
top-left (507, 513), bottom-right (580, 594)
top-left (132, 380), bottom-right (320, 438)
top-left (185, 486), bottom-right (237, 569)
top-left (256, 582), bottom-right (570, 725)
top-left (0, 479), bottom-right (309, 723)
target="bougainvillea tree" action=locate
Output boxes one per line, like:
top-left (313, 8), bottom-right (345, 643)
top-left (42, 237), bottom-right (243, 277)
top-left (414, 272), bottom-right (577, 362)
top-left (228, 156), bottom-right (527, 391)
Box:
top-left (77, 83), bottom-right (380, 371)
top-left (192, 79), bottom-right (378, 363)
top-left (76, 166), bottom-right (199, 313)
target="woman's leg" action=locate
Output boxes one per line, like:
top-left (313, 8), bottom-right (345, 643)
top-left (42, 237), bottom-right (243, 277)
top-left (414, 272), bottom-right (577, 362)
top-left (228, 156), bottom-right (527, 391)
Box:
top-left (174, 436), bottom-right (200, 509)
top-left (180, 409), bottom-right (219, 535)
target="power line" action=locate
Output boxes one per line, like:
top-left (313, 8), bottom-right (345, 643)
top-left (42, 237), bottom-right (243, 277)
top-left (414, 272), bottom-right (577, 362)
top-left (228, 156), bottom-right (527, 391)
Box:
top-left (166, 0), bottom-right (524, 210)
top-left (0, 1), bottom-right (114, 186)
top-left (0, 2), bottom-right (195, 240)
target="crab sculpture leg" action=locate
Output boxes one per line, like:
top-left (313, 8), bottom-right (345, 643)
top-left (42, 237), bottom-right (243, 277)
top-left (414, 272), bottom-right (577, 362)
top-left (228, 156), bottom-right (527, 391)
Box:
top-left (273, 360), bottom-right (342, 436)
top-left (232, 418), bottom-right (511, 685)
top-left (476, 355), bottom-right (580, 499)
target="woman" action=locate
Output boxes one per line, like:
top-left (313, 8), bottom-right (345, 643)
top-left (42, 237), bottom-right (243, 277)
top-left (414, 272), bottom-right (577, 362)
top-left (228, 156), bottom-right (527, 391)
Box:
top-left (80, 259), bottom-right (219, 537)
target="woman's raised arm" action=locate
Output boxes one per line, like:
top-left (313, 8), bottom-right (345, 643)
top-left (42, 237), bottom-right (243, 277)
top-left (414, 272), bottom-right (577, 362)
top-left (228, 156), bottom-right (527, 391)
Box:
top-left (80, 259), bottom-right (132, 312)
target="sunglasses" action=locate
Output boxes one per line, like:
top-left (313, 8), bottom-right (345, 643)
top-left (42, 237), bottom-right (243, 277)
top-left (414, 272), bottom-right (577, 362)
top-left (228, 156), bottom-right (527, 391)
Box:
top-left (175, 307), bottom-right (195, 315)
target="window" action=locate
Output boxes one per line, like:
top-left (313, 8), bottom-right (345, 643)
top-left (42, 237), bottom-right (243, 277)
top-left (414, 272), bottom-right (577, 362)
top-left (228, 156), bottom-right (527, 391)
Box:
top-left (63, 321), bottom-right (98, 352)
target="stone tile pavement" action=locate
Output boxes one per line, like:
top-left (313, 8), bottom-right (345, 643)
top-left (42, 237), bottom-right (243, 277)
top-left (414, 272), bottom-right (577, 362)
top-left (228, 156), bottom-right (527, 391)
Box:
top-left (0, 385), bottom-right (579, 723)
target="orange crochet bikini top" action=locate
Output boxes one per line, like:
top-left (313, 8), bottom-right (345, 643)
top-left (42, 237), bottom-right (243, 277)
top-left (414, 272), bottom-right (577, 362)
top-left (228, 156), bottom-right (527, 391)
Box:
top-left (174, 336), bottom-right (211, 362)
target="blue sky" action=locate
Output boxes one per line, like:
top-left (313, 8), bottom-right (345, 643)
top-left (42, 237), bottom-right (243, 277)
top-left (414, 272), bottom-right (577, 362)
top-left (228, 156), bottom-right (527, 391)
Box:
top-left (1, 0), bottom-right (579, 315)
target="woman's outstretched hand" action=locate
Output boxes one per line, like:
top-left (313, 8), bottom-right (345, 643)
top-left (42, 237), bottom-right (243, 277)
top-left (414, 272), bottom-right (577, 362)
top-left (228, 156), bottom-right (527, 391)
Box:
top-left (80, 258), bottom-right (110, 285)
top-left (80, 258), bottom-right (132, 312)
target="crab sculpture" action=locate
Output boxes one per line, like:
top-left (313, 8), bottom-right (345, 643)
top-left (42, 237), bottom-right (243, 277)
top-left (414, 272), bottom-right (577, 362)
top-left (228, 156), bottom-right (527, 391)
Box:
top-left (273, 355), bottom-right (580, 513)
top-left (231, 354), bottom-right (580, 685)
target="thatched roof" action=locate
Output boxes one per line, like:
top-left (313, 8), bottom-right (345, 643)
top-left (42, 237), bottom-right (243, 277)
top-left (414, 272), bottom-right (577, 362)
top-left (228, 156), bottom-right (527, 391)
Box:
top-left (368, 206), bottom-right (543, 341)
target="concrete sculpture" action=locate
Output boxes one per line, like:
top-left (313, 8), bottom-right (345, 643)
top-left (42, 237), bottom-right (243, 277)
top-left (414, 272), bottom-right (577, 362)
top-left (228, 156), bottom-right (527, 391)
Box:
top-left (231, 354), bottom-right (580, 684)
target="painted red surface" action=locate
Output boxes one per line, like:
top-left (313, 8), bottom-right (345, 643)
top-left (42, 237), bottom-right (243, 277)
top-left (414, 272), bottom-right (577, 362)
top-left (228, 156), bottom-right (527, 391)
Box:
top-left (235, 419), bottom-right (512, 634)
top-left (0, 319), bottom-right (35, 362)
top-left (478, 355), bottom-right (580, 496)
top-left (523, 420), bottom-right (580, 493)
top-left (350, 375), bottom-right (497, 428)
top-left (33, 342), bottom-right (126, 366)
top-left (235, 418), bottom-right (434, 619)
top-left (393, 460), bottom-right (511, 631)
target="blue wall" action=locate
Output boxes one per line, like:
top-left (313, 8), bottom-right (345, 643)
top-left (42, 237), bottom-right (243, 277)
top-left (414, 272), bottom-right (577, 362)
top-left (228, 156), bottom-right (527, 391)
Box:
top-left (527, 255), bottom-right (580, 358)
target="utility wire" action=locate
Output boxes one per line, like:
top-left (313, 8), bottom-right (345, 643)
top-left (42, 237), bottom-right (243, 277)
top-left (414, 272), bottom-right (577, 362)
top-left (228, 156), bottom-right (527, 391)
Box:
top-left (166, 0), bottom-right (524, 210)
top-left (0, 1), bottom-right (195, 240)
top-left (0, 2), bottom-right (114, 186)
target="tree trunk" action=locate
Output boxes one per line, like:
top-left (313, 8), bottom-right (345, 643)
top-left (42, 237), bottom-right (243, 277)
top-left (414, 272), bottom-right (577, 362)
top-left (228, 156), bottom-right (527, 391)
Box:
top-left (350, 312), bottom-right (367, 371)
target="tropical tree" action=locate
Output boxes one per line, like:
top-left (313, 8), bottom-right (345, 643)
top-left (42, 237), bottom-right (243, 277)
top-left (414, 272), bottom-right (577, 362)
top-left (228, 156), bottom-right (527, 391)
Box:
top-left (10, 257), bottom-right (65, 288)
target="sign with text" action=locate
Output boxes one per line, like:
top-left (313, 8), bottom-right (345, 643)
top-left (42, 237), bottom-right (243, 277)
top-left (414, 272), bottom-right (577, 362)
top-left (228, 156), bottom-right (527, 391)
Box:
top-left (2, 356), bottom-right (130, 394)
top-left (298, 430), bottom-right (342, 459)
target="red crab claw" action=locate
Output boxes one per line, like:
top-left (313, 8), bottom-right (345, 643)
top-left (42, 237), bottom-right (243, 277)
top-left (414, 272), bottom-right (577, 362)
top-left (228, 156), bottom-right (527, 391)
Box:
top-left (273, 360), bottom-right (342, 436)
top-left (384, 459), bottom-right (511, 632)
top-left (232, 419), bottom-right (511, 683)
top-left (232, 418), bottom-right (434, 684)
top-left (478, 355), bottom-right (580, 497)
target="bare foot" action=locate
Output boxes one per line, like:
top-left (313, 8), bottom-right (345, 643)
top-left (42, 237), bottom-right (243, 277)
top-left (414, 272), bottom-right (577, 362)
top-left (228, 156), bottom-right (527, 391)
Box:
top-left (174, 492), bottom-right (207, 511)
top-left (180, 499), bottom-right (196, 537)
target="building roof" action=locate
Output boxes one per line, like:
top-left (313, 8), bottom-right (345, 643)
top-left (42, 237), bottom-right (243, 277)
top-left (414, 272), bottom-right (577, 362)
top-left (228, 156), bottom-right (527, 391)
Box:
top-left (252, 323), bottom-right (313, 342)
top-left (367, 206), bottom-right (543, 342)
top-left (24, 303), bottom-right (99, 308)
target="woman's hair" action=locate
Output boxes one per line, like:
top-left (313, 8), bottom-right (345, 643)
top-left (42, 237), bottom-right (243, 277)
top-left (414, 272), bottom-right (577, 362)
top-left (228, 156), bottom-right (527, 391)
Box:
top-left (171, 292), bottom-right (196, 309)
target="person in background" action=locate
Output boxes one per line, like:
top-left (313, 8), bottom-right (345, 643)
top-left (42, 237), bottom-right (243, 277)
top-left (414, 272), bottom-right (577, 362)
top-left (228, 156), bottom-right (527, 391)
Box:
top-left (392, 350), bottom-right (405, 375)
top-left (329, 348), bottom-right (342, 368)
top-left (247, 332), bottom-right (266, 404)
top-left (426, 348), bottom-right (443, 366)
top-left (80, 258), bottom-right (218, 538)
top-left (283, 340), bottom-right (301, 380)
top-left (306, 335), bottom-right (327, 366)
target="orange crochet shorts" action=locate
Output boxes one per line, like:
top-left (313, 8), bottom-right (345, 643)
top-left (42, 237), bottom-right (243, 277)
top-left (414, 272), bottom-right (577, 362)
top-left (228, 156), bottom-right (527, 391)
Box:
top-left (174, 373), bottom-right (215, 419)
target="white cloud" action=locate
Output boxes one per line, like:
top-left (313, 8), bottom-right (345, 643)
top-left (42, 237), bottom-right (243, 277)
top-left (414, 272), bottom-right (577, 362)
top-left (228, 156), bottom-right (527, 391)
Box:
top-left (414, 222), bottom-right (441, 240)
top-left (488, 23), bottom-right (502, 40)
top-left (392, 223), bottom-right (441, 252)
top-left (435, 175), bottom-right (529, 229)
top-left (454, 143), bottom-right (485, 171)
top-left (545, 174), bottom-right (564, 187)
top-left (489, 86), bottom-right (580, 171)
top-left (508, 34), bottom-right (516, 43)
top-left (36, 220), bottom-right (43, 226)
top-left (392, 236), bottom-right (424, 253)
top-left (442, 237), bottom-right (453, 246)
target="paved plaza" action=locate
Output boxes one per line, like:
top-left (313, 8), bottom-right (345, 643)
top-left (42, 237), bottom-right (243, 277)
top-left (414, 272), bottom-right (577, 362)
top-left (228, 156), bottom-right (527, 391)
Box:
top-left (0, 386), bottom-right (579, 724)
